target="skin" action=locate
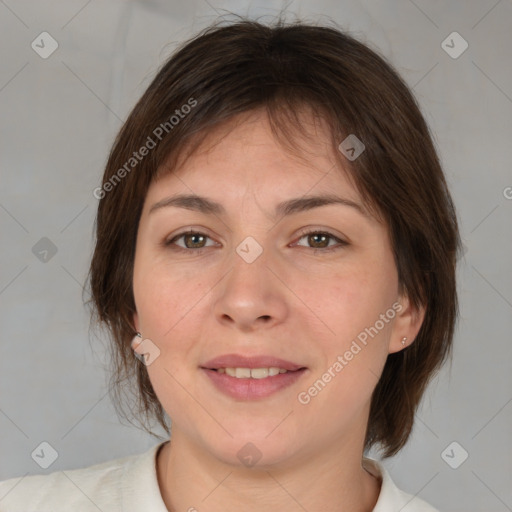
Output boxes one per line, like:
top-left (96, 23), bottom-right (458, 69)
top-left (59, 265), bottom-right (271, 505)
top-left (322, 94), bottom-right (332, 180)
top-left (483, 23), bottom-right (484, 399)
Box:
top-left (132, 108), bottom-right (425, 512)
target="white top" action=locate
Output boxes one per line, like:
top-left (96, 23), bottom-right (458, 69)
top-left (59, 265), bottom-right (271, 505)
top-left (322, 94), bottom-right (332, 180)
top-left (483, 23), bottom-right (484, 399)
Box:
top-left (0, 442), bottom-right (439, 511)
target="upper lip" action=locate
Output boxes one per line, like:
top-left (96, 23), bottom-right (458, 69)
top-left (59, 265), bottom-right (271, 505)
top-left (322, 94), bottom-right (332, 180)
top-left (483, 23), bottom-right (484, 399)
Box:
top-left (201, 354), bottom-right (305, 371)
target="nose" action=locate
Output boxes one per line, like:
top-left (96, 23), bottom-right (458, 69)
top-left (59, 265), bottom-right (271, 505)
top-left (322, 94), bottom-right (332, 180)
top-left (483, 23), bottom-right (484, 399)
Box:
top-left (212, 242), bottom-right (289, 332)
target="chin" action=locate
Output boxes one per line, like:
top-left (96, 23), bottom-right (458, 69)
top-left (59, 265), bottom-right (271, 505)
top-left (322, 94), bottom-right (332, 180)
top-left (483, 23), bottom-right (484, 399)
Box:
top-left (220, 444), bottom-right (295, 470)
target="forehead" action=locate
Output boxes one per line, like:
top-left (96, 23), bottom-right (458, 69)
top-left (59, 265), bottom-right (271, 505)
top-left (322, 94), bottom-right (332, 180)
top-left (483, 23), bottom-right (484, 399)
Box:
top-left (151, 108), bottom-right (361, 204)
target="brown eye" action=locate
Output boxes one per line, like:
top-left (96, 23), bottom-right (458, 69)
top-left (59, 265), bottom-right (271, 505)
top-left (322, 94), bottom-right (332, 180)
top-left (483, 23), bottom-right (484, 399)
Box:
top-left (165, 230), bottom-right (215, 252)
top-left (164, 229), bottom-right (347, 255)
top-left (181, 232), bottom-right (207, 249)
top-left (294, 230), bottom-right (347, 252)
top-left (306, 233), bottom-right (331, 249)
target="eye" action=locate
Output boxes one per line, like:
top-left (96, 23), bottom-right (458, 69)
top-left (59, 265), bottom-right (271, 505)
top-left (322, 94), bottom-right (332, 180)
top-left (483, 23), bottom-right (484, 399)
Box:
top-left (164, 228), bottom-right (348, 254)
top-left (164, 230), bottom-right (216, 253)
top-left (293, 229), bottom-right (348, 253)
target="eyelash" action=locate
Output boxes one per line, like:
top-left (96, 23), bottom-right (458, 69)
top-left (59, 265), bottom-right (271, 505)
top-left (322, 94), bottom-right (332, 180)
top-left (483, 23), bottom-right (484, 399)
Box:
top-left (164, 228), bottom-right (348, 255)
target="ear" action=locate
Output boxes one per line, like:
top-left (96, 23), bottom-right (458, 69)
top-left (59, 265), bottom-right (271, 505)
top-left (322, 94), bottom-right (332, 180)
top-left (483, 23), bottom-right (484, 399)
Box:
top-left (388, 292), bottom-right (426, 354)
top-left (130, 311), bottom-right (144, 353)
top-left (132, 311), bottom-right (140, 334)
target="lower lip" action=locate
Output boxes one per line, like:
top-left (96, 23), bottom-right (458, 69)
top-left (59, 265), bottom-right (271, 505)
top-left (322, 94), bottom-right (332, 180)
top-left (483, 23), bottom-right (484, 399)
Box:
top-left (201, 368), bottom-right (307, 400)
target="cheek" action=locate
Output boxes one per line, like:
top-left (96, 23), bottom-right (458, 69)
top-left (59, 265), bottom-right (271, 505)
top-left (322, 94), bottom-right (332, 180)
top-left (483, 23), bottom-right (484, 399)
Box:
top-left (132, 257), bottom-right (206, 389)
top-left (298, 264), bottom-right (396, 346)
top-left (293, 264), bottom-right (396, 407)
top-left (133, 254), bottom-right (202, 336)
top-left (134, 267), bottom-right (205, 428)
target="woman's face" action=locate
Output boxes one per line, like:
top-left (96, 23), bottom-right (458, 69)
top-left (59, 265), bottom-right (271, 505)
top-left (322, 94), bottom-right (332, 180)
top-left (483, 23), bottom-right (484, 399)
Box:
top-left (132, 109), bottom-right (420, 467)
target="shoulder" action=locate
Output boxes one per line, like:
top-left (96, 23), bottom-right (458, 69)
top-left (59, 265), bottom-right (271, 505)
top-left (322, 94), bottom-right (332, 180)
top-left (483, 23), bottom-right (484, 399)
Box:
top-left (0, 452), bottom-right (130, 511)
top-left (0, 442), bottom-right (166, 512)
top-left (363, 458), bottom-right (441, 512)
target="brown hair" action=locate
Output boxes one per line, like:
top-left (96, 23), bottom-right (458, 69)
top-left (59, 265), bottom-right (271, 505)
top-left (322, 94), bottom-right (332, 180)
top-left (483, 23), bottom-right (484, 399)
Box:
top-left (87, 16), bottom-right (461, 458)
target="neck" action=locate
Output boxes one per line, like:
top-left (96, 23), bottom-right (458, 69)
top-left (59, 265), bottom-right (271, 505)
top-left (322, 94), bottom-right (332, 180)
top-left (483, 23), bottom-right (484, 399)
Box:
top-left (156, 431), bottom-right (381, 512)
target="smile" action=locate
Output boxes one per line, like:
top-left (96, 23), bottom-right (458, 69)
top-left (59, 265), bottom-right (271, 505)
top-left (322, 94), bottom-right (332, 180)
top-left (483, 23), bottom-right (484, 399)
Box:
top-left (216, 367), bottom-right (290, 378)
top-left (202, 367), bottom-right (307, 399)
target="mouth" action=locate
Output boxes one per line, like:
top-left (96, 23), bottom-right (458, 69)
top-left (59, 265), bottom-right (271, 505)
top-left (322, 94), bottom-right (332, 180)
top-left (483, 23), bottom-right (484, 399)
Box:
top-left (200, 354), bottom-right (308, 399)
top-left (207, 367), bottom-right (304, 379)
top-left (201, 353), bottom-right (305, 372)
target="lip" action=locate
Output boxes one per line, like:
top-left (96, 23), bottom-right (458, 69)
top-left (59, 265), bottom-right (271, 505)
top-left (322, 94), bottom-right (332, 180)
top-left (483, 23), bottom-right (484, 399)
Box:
top-left (201, 353), bottom-right (305, 371)
top-left (202, 367), bottom-right (307, 400)
top-left (200, 353), bottom-right (308, 400)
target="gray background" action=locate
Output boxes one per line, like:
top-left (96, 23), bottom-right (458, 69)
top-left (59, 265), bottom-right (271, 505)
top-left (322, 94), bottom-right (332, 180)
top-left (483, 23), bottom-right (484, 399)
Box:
top-left (1, 1), bottom-right (511, 511)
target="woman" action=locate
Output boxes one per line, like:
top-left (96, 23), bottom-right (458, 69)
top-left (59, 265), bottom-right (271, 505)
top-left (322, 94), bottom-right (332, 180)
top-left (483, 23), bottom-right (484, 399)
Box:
top-left (0, 17), bottom-right (460, 511)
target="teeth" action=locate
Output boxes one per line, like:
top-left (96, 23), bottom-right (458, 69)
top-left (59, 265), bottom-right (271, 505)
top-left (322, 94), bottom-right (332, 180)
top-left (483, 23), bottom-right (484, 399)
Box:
top-left (217, 367), bottom-right (288, 378)
top-left (236, 367), bottom-right (251, 378)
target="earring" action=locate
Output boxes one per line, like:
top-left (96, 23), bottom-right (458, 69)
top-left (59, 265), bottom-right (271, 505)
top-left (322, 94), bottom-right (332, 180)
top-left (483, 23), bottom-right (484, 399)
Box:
top-left (131, 332), bottom-right (142, 351)
top-left (401, 337), bottom-right (407, 346)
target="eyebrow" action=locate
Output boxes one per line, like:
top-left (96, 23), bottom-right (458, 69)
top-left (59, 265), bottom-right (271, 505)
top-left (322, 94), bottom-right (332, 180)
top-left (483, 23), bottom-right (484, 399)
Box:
top-left (149, 193), bottom-right (369, 219)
